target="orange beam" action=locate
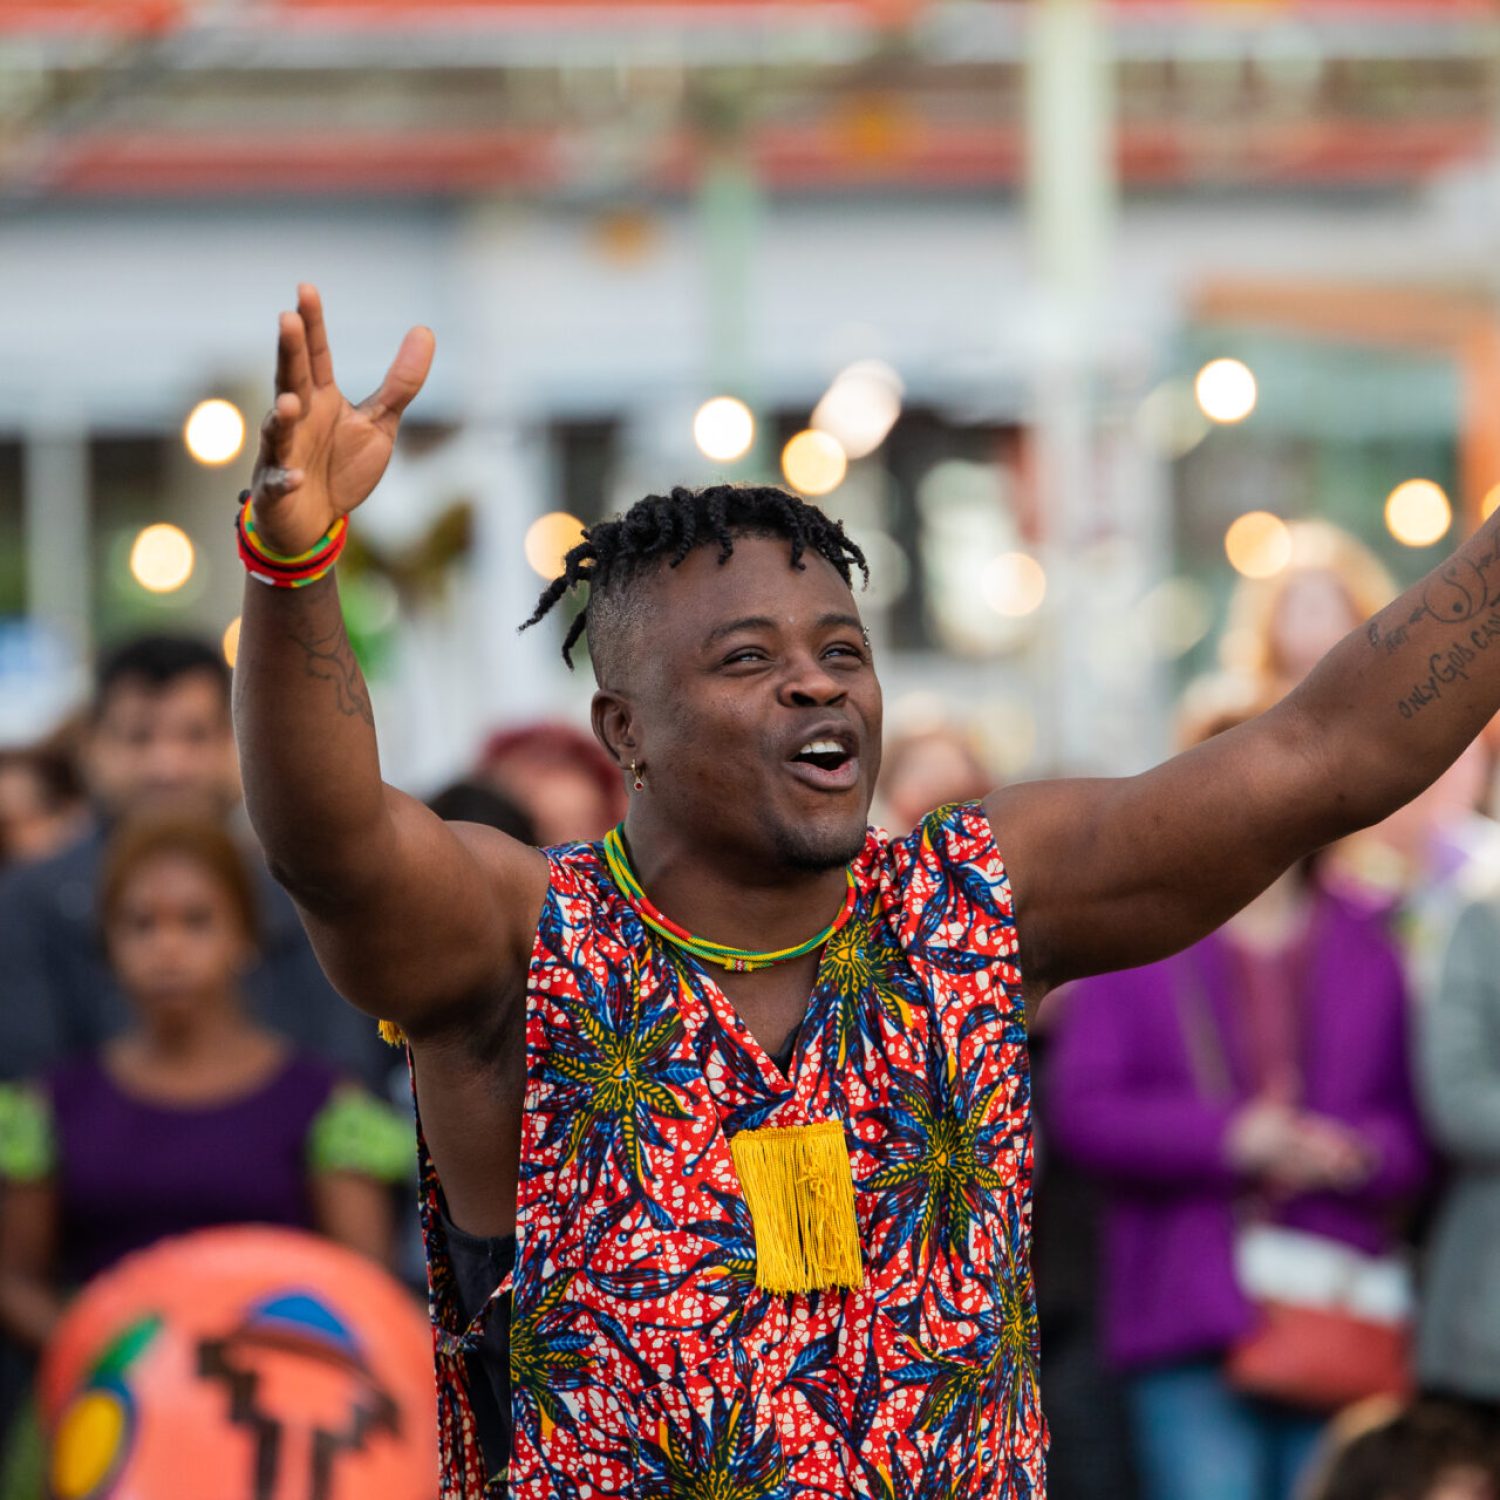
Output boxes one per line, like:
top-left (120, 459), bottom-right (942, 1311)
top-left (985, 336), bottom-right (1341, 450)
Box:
top-left (1194, 280), bottom-right (1490, 350)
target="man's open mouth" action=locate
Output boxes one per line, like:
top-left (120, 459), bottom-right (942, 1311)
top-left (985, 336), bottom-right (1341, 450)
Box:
top-left (787, 732), bottom-right (860, 790)
top-left (793, 738), bottom-right (852, 772)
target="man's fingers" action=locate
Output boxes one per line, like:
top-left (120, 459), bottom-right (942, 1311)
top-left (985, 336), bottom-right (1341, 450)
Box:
top-left (254, 467), bottom-right (305, 502)
top-left (251, 394), bottom-right (303, 500)
top-left (276, 311), bottom-right (315, 408)
top-left (298, 283), bottom-right (336, 389)
top-left (359, 324), bottom-right (436, 433)
top-left (257, 391), bottom-right (302, 465)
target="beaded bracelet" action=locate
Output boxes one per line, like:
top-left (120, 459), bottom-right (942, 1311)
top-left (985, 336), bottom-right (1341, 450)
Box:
top-left (235, 491), bottom-right (348, 589)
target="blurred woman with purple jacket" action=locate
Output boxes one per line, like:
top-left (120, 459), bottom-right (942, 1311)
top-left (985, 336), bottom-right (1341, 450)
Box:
top-left (1047, 701), bottom-right (1433, 1500)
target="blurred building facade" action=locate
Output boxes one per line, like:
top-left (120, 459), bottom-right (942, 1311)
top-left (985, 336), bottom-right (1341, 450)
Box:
top-left (0, 0), bottom-right (1496, 790)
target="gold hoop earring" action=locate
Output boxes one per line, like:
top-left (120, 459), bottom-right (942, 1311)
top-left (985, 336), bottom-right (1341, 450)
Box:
top-left (630, 760), bottom-right (645, 792)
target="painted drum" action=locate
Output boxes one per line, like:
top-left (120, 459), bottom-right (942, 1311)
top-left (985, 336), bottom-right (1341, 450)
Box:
top-left (37, 1225), bottom-right (437, 1500)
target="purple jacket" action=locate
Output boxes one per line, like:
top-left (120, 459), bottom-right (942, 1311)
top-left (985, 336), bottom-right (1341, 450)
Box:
top-left (1045, 888), bottom-right (1432, 1372)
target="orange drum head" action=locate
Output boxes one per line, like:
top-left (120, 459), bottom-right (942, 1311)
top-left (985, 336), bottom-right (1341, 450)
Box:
top-left (38, 1226), bottom-right (438, 1500)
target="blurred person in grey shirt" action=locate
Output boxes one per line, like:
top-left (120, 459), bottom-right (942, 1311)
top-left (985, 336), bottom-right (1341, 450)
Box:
top-left (1415, 879), bottom-right (1500, 1416)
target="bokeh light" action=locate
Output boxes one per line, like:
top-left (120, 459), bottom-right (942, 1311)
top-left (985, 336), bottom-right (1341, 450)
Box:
top-left (781, 429), bottom-right (848, 497)
top-left (222, 616), bottom-right (241, 668)
top-left (812, 360), bottom-right (903, 460)
top-left (1136, 380), bottom-right (1210, 461)
top-left (1224, 511), bottom-right (1292, 579)
top-left (129, 524), bottom-right (196, 593)
top-left (1138, 576), bottom-right (1214, 658)
top-left (523, 511), bottom-right (587, 580)
top-left (1483, 484), bottom-right (1500, 522)
top-left (981, 552), bottom-right (1047, 618)
top-left (183, 399), bottom-right (246, 467)
top-left (693, 397), bottom-right (755, 464)
top-left (1194, 358), bottom-right (1258, 424)
top-left (1384, 479), bottom-right (1451, 548)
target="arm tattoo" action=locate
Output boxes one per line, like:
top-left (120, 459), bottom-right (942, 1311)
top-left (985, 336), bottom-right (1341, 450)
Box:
top-left (1368, 537), bottom-right (1500, 657)
top-left (287, 619), bottom-right (374, 725)
top-left (1395, 611), bottom-right (1500, 718)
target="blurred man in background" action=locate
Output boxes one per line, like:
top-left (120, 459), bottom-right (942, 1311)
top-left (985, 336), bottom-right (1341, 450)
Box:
top-left (0, 634), bottom-right (387, 1089)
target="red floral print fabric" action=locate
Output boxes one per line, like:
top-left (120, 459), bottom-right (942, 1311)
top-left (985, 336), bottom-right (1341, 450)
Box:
top-left (419, 801), bottom-right (1046, 1498)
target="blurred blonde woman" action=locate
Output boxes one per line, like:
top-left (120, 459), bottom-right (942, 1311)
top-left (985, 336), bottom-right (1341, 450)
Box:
top-left (1219, 521), bottom-right (1396, 703)
top-left (1219, 522), bottom-right (1499, 933)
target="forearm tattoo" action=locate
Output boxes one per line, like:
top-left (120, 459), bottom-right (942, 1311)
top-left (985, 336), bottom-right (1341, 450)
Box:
top-left (287, 618), bottom-right (374, 725)
top-left (1367, 532), bottom-right (1500, 718)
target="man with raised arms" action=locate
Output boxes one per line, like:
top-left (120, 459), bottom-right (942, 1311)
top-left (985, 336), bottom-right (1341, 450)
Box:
top-left (236, 286), bottom-right (1492, 1499)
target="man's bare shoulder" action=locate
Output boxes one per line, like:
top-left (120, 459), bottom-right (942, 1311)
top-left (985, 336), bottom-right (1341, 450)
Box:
top-left (446, 820), bottom-right (552, 933)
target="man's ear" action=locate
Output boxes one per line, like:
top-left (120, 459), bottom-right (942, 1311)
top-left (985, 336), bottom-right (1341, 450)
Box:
top-left (591, 689), bottom-right (638, 771)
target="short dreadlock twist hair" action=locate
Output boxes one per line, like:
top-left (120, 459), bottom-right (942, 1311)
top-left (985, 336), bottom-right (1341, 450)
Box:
top-left (520, 483), bottom-right (869, 675)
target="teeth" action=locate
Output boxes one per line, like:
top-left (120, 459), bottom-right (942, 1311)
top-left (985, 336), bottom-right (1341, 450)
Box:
top-left (800, 739), bottom-right (845, 756)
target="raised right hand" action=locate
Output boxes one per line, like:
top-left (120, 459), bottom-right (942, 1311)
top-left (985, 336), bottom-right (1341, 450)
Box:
top-left (249, 283), bottom-right (435, 557)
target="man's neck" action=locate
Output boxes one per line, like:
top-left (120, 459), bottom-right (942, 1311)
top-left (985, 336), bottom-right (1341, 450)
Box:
top-left (619, 816), bottom-right (854, 955)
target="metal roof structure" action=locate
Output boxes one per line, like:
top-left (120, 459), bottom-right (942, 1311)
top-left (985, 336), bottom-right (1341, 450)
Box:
top-left (0, 0), bottom-right (1493, 199)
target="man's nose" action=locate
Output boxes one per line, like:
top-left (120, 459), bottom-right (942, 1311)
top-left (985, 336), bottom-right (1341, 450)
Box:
top-left (780, 657), bottom-right (847, 708)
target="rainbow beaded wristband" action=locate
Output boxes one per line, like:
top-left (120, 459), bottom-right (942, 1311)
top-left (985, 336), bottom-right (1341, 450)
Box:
top-left (236, 491), bottom-right (348, 589)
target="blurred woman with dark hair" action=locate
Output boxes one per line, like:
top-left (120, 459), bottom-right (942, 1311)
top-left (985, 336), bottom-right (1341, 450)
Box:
top-left (474, 721), bottom-right (626, 845)
top-left (0, 815), bottom-right (410, 1351)
top-left (0, 741), bottom-right (87, 873)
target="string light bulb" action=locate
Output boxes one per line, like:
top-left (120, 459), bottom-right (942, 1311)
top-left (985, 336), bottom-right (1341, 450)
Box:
top-left (222, 616), bottom-right (241, 668)
top-left (981, 552), bottom-right (1047, 617)
top-left (693, 397), bottom-right (755, 464)
top-left (781, 430), bottom-right (848, 497)
top-left (523, 512), bottom-right (586, 580)
top-left (1195, 359), bottom-right (1257, 424)
top-left (183, 399), bottom-right (246, 467)
top-left (1385, 479), bottom-right (1451, 548)
top-left (130, 524), bottom-right (196, 593)
top-left (1224, 511), bottom-right (1291, 579)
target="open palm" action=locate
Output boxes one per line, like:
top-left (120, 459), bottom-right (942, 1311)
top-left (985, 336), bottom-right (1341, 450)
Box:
top-left (250, 283), bottom-right (435, 557)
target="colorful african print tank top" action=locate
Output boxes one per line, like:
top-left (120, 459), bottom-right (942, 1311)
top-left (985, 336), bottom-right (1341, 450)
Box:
top-left (418, 801), bottom-right (1046, 1498)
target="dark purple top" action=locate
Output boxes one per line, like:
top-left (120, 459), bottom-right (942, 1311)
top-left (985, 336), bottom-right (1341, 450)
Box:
top-left (1045, 886), bottom-right (1433, 1373)
top-left (48, 1052), bottom-right (339, 1285)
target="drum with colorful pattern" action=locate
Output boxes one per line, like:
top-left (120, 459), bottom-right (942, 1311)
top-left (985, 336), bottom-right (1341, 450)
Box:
top-left (37, 1225), bottom-right (437, 1500)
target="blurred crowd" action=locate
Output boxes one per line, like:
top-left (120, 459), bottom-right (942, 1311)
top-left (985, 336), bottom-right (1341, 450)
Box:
top-left (0, 519), bottom-right (1498, 1497)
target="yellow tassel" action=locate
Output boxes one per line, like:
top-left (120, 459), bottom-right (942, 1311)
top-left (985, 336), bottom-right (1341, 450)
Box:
top-left (729, 1120), bottom-right (864, 1295)
top-left (377, 1019), bottom-right (407, 1047)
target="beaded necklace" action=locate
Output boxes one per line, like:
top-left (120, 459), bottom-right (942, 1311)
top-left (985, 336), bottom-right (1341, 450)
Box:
top-left (602, 825), bottom-right (857, 973)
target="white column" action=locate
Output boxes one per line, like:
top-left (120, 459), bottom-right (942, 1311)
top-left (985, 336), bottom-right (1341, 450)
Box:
top-left (23, 423), bottom-right (91, 656)
top-left (1024, 0), bottom-right (1117, 771)
top-left (470, 416), bottom-right (561, 723)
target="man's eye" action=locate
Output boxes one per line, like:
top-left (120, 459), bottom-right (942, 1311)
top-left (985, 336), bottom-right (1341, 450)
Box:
top-left (725, 649), bottom-right (765, 664)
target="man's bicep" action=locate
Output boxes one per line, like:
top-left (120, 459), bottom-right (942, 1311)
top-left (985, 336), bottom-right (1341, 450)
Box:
top-left (289, 789), bottom-right (549, 1031)
top-left (991, 712), bottom-right (1325, 992)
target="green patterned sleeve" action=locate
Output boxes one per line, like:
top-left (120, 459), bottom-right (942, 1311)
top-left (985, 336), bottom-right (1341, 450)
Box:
top-left (0, 1083), bottom-right (56, 1183)
top-left (306, 1083), bottom-right (414, 1182)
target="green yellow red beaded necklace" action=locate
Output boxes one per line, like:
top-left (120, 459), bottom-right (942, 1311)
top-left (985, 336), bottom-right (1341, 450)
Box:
top-left (602, 825), bottom-right (857, 973)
